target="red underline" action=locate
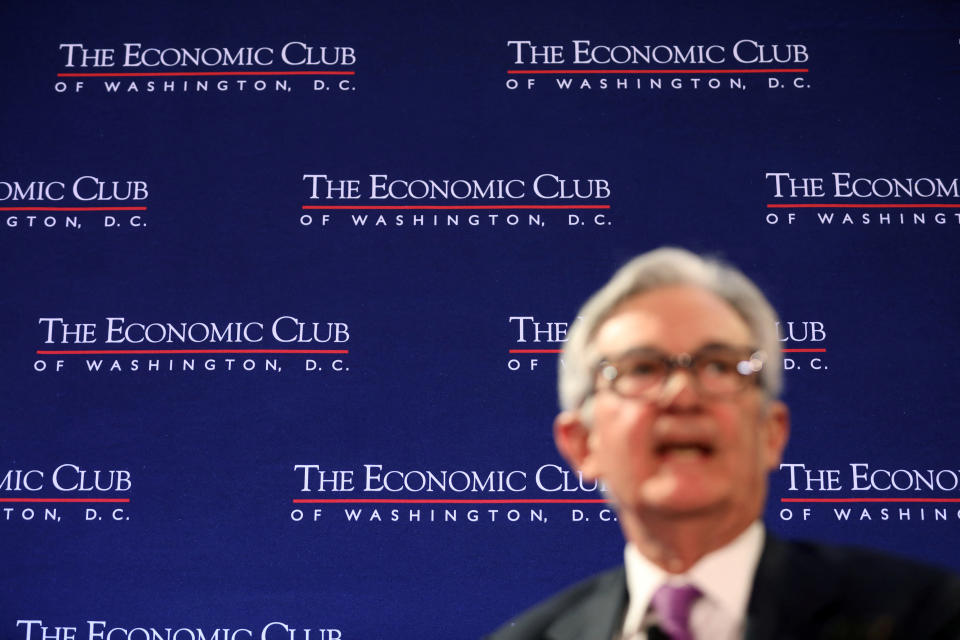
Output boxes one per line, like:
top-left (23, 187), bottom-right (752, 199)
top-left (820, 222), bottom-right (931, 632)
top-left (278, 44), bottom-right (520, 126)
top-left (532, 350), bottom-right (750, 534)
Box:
top-left (36, 349), bottom-right (348, 355)
top-left (509, 348), bottom-right (826, 354)
top-left (0, 206), bottom-right (146, 211)
top-left (302, 204), bottom-right (610, 210)
top-left (767, 203), bottom-right (960, 209)
top-left (293, 498), bottom-right (608, 504)
top-left (781, 498), bottom-right (960, 503)
top-left (58, 71), bottom-right (354, 77)
top-left (509, 349), bottom-right (562, 354)
top-left (508, 68), bottom-right (808, 75)
top-left (0, 498), bottom-right (130, 503)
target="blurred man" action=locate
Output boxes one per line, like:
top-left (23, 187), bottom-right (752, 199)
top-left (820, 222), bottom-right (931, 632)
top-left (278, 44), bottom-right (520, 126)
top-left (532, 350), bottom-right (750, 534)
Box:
top-left (490, 248), bottom-right (960, 640)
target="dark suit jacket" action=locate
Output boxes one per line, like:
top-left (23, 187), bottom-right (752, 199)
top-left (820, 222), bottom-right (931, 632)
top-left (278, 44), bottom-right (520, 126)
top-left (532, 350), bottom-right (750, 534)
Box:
top-left (487, 536), bottom-right (960, 640)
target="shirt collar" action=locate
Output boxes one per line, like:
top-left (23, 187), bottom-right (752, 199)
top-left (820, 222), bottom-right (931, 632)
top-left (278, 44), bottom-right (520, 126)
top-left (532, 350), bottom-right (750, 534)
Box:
top-left (621, 521), bottom-right (765, 635)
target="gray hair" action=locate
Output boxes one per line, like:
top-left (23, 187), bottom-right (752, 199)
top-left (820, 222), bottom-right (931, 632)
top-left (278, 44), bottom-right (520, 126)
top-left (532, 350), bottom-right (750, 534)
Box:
top-left (559, 247), bottom-right (783, 411)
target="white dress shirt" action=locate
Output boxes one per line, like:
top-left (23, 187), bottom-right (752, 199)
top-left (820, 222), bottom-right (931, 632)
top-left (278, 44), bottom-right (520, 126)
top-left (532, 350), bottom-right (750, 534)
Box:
top-left (619, 521), bottom-right (765, 640)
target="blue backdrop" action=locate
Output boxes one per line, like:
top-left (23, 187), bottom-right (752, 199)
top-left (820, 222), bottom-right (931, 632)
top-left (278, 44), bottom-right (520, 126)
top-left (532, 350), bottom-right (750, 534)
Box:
top-left (2, 2), bottom-right (959, 638)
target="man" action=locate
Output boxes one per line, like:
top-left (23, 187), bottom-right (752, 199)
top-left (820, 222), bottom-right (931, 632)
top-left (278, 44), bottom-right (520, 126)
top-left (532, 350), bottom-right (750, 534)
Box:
top-left (489, 248), bottom-right (960, 640)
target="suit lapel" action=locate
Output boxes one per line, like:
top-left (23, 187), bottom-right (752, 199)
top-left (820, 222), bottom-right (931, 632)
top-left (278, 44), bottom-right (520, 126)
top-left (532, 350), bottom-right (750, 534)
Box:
top-left (745, 535), bottom-right (845, 640)
top-left (544, 567), bottom-right (628, 640)
top-left (744, 534), bottom-right (788, 640)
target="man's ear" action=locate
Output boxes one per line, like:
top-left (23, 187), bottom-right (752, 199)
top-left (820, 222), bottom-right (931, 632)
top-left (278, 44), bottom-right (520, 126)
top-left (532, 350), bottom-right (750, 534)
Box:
top-left (554, 410), bottom-right (599, 479)
top-left (762, 400), bottom-right (790, 471)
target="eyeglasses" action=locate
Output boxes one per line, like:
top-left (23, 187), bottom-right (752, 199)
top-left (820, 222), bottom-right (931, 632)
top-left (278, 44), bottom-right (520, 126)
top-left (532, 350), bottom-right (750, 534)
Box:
top-left (594, 345), bottom-right (765, 400)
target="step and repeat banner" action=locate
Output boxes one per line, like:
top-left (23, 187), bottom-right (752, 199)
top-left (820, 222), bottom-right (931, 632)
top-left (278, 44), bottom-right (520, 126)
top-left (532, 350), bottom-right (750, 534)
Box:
top-left (2, 2), bottom-right (959, 638)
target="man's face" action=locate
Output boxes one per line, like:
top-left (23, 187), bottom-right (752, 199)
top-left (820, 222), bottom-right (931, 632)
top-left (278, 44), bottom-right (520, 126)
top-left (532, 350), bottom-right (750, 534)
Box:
top-left (557, 285), bottom-right (788, 527)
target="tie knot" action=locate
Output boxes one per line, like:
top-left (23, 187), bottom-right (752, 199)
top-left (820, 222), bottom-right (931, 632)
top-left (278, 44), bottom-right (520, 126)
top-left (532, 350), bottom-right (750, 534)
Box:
top-left (651, 583), bottom-right (701, 640)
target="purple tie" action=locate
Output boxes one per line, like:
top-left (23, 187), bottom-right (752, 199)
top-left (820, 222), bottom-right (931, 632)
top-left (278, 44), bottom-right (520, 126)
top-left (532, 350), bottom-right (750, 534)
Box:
top-left (650, 583), bottom-right (701, 640)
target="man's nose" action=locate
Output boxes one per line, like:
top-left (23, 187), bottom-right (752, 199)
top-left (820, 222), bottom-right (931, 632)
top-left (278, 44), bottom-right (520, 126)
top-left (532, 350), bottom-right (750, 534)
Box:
top-left (656, 367), bottom-right (701, 409)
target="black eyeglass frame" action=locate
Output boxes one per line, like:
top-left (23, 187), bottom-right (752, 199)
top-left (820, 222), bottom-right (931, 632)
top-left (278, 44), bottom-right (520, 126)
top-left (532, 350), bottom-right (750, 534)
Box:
top-left (590, 344), bottom-right (766, 401)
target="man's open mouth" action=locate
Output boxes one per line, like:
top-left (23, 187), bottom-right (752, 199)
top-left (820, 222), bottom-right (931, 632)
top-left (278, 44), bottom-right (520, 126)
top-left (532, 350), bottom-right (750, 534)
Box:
top-left (654, 442), bottom-right (715, 458)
